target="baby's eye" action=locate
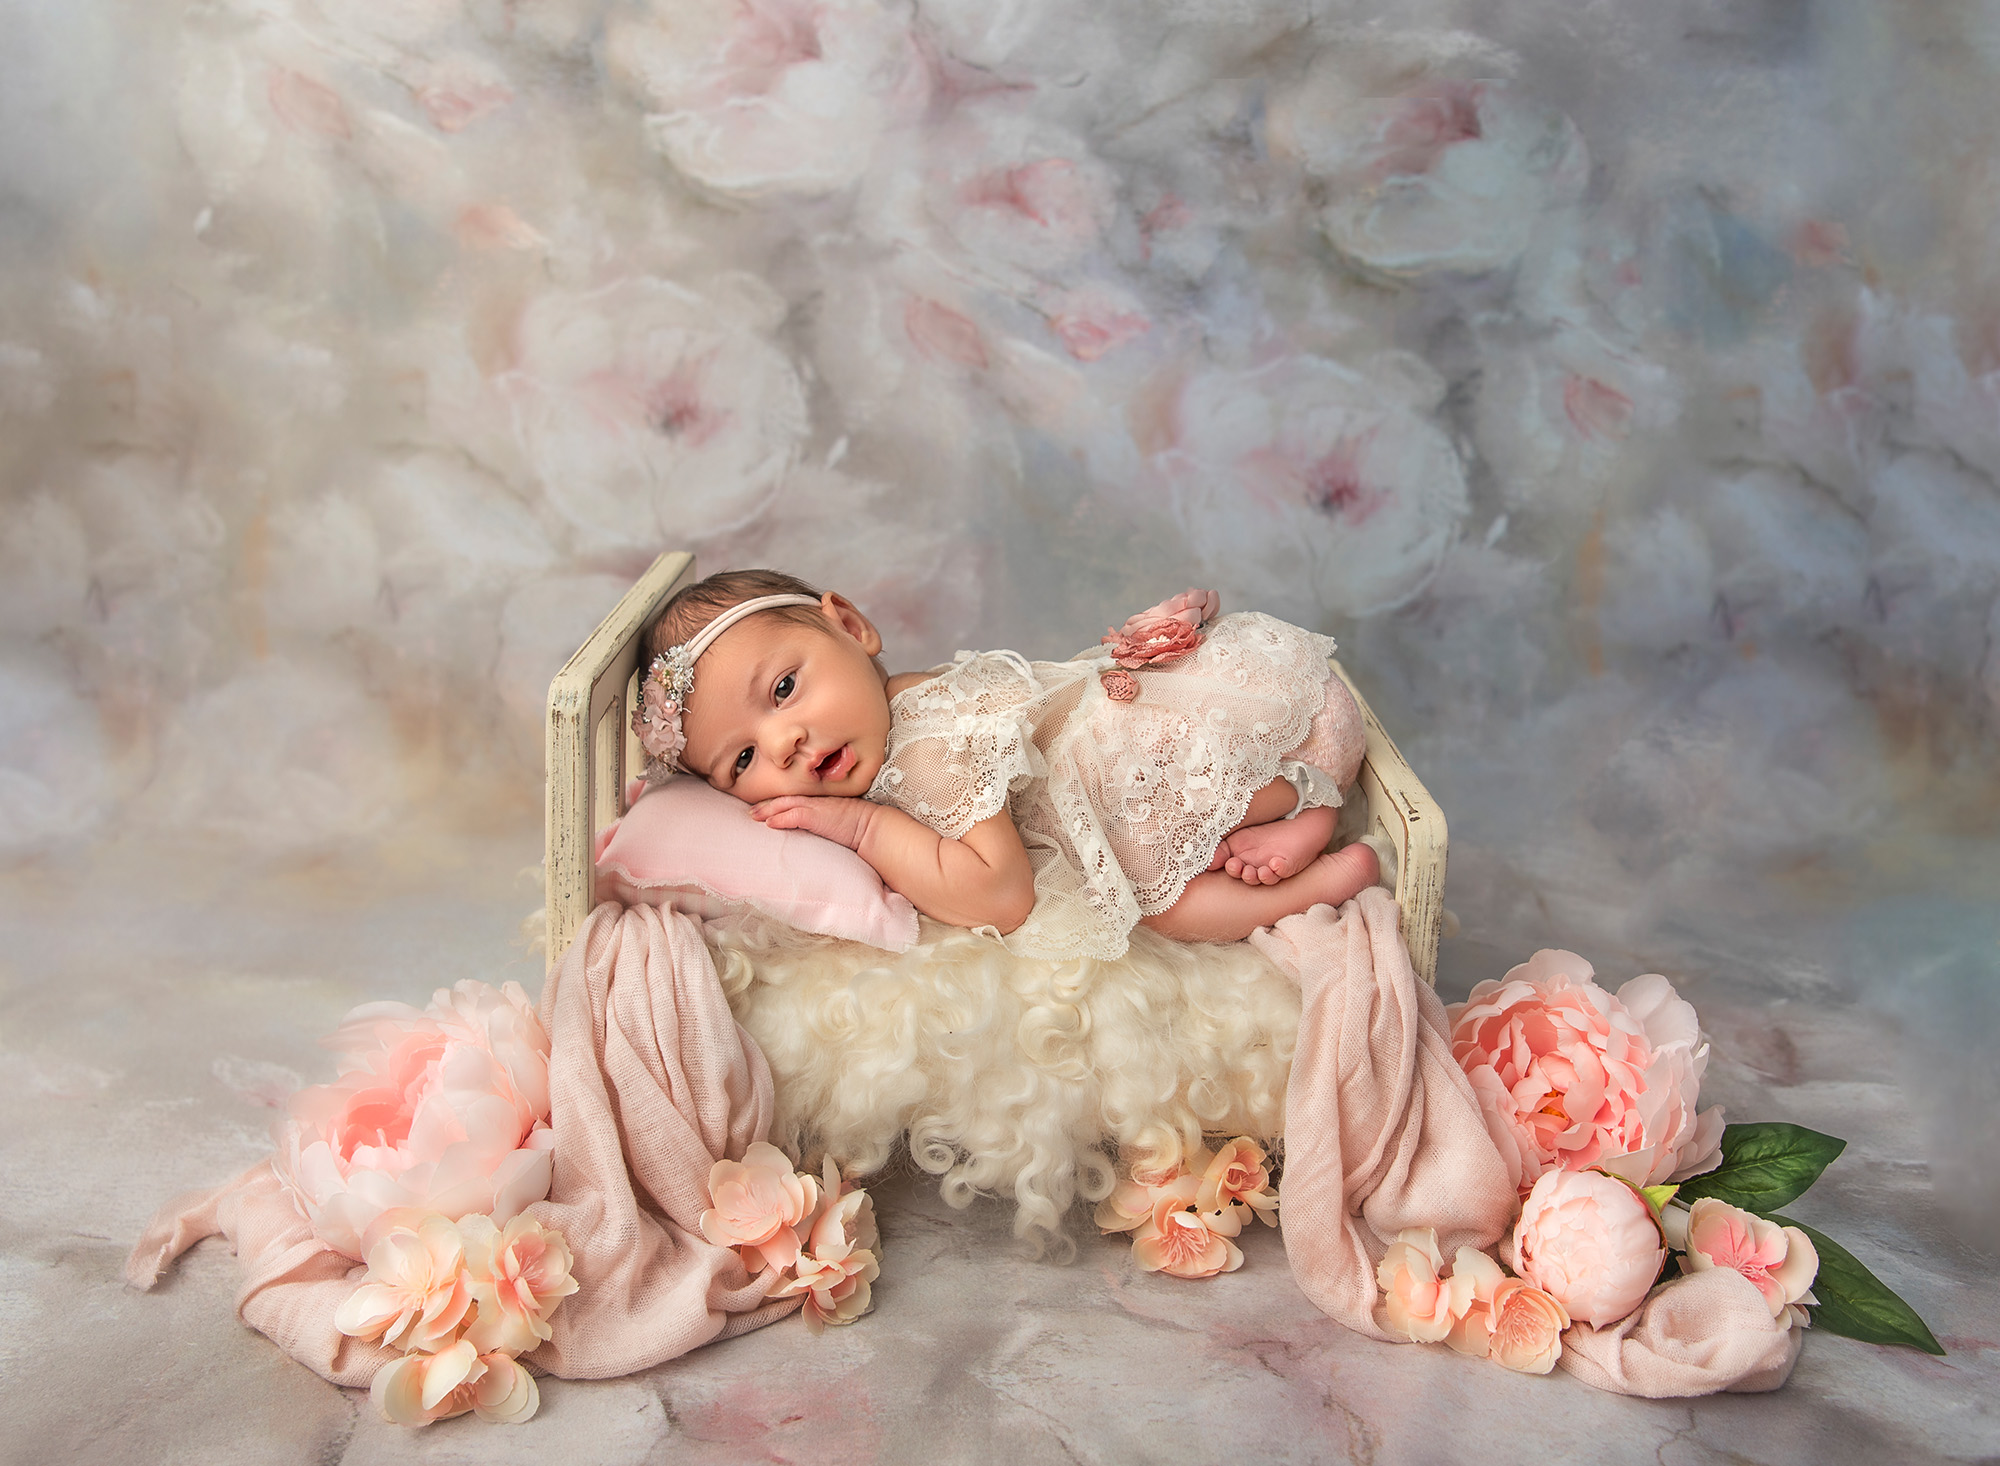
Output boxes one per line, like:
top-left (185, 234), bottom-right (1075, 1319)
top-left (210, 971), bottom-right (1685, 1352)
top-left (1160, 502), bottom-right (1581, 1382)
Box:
top-left (733, 747), bottom-right (754, 775)
top-left (774, 673), bottom-right (795, 701)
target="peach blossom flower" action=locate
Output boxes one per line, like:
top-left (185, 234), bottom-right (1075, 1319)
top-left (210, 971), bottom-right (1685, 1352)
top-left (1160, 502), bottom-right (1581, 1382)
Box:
top-left (1669, 1199), bottom-right (1819, 1328)
top-left (1512, 1169), bottom-right (1665, 1328)
top-left (774, 1245), bottom-right (879, 1332)
top-left (1101, 614), bottom-right (1201, 668)
top-left (334, 1209), bottom-right (475, 1353)
top-left (371, 1341), bottom-right (540, 1427)
top-left (1099, 669), bottom-right (1139, 703)
top-left (460, 1212), bottom-right (580, 1356)
top-left (700, 1141), bottom-right (819, 1274)
top-left (1093, 1175), bottom-right (1160, 1233)
top-left (1196, 1137), bottom-right (1278, 1225)
top-left (276, 980), bottom-right (555, 1259)
top-left (1485, 1277), bottom-right (1570, 1375)
top-left (1446, 950), bottom-right (1723, 1194)
top-left (1442, 1246), bottom-right (1506, 1357)
top-left (1130, 1174), bottom-right (1244, 1280)
top-left (1375, 1228), bottom-right (1454, 1343)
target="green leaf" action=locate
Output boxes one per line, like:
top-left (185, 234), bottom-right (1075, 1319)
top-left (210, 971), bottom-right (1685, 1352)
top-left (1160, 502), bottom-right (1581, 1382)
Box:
top-left (1771, 1215), bottom-right (1946, 1356)
top-left (1639, 1183), bottom-right (1679, 1216)
top-left (1674, 1123), bottom-right (1847, 1212)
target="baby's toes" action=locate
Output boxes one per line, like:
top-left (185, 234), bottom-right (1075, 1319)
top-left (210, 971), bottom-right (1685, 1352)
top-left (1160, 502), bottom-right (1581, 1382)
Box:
top-left (1224, 855), bottom-right (1247, 880)
top-left (1265, 853), bottom-right (1294, 881)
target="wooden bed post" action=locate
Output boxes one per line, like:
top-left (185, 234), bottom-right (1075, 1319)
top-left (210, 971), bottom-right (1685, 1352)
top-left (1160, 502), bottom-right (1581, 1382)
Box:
top-left (545, 550), bottom-right (698, 973)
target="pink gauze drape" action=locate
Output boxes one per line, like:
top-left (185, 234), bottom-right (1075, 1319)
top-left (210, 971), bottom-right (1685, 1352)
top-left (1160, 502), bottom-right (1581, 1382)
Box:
top-left (125, 901), bottom-right (799, 1384)
top-left (129, 887), bottom-right (1799, 1397)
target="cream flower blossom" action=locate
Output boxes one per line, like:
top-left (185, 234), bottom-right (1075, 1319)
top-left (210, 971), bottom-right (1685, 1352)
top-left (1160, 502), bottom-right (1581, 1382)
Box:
top-left (1513, 1169), bottom-right (1666, 1329)
top-left (460, 1212), bottom-right (580, 1356)
top-left (1485, 1277), bottom-right (1571, 1375)
top-left (1669, 1199), bottom-right (1819, 1328)
top-left (1129, 1175), bottom-right (1244, 1280)
top-left (700, 1141), bottom-right (819, 1274)
top-left (334, 1209), bottom-right (475, 1354)
top-left (371, 1341), bottom-right (540, 1427)
top-left (276, 980), bottom-right (555, 1260)
top-left (1195, 1137), bottom-right (1278, 1224)
top-left (1375, 1228), bottom-right (1455, 1343)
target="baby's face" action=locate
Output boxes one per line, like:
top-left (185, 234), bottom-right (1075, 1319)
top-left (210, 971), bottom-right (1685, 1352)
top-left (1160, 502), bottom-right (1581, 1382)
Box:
top-left (677, 599), bottom-right (893, 804)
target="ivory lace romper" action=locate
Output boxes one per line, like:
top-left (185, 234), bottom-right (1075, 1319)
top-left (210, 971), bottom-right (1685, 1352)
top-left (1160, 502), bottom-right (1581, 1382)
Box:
top-left (864, 612), bottom-right (1365, 960)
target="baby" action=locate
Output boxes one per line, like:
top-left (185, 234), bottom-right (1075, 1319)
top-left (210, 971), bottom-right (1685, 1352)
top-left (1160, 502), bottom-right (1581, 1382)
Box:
top-left (634, 568), bottom-right (1380, 959)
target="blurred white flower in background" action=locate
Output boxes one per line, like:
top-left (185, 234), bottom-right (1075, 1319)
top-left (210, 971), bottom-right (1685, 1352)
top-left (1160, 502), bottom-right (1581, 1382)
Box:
top-left (495, 275), bottom-right (810, 551)
top-left (1148, 351), bottom-right (1470, 619)
top-left (610, 0), bottom-right (928, 200)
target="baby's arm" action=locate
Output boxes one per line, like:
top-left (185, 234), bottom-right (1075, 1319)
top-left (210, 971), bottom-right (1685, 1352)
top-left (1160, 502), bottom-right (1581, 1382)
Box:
top-left (752, 795), bottom-right (1035, 934)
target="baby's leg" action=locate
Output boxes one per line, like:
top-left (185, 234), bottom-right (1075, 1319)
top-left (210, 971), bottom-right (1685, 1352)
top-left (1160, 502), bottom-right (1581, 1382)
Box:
top-left (1221, 805), bottom-right (1337, 886)
top-left (1142, 841), bottom-right (1380, 944)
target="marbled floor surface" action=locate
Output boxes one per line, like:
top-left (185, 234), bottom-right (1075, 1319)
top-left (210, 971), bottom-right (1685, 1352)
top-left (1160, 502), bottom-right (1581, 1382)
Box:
top-left (3, 833), bottom-right (1996, 1466)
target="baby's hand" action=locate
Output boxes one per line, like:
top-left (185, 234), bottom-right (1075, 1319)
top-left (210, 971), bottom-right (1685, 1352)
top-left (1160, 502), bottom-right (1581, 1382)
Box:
top-left (752, 794), bottom-right (878, 852)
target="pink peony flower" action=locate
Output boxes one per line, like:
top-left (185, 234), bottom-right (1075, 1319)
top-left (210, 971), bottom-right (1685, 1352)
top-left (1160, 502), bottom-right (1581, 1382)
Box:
top-left (699, 1141), bottom-right (819, 1274)
top-left (276, 981), bottom-right (555, 1260)
top-left (334, 1209), bottom-right (475, 1354)
top-left (1512, 1169), bottom-right (1666, 1328)
top-left (1668, 1199), bottom-right (1819, 1328)
top-left (1196, 1137), bottom-right (1278, 1225)
top-left (1099, 668), bottom-right (1139, 703)
top-left (1447, 950), bottom-right (1724, 1194)
top-left (1129, 1174), bottom-right (1244, 1280)
top-left (371, 1341), bottom-right (540, 1427)
top-left (1101, 614), bottom-right (1202, 669)
top-left (1375, 1228), bottom-right (1454, 1343)
top-left (460, 1212), bottom-right (580, 1356)
top-left (1485, 1277), bottom-right (1571, 1375)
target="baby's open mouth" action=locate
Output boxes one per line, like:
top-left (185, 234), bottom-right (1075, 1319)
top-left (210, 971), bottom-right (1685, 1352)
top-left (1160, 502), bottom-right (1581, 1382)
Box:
top-left (813, 747), bottom-right (856, 781)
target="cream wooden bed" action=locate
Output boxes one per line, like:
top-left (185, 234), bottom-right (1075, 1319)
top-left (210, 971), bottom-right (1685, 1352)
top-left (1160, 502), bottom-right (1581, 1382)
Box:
top-left (545, 549), bottom-right (1448, 983)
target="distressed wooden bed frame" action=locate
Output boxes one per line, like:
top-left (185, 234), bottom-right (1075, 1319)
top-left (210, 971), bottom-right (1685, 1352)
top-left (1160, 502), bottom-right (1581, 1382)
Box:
top-left (545, 550), bottom-right (1448, 984)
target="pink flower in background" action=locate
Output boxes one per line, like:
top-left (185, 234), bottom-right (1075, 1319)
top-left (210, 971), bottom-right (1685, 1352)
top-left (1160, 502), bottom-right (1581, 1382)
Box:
top-left (1512, 1169), bottom-right (1665, 1328)
top-left (1563, 374), bottom-right (1635, 441)
top-left (1446, 949), bottom-right (1723, 1193)
top-left (700, 1141), bottom-right (820, 1273)
top-left (414, 56), bottom-right (514, 132)
top-left (275, 980), bottom-right (555, 1260)
top-left (1101, 613), bottom-right (1202, 668)
top-left (609, 0), bottom-right (927, 200)
top-left (1156, 355), bottom-right (1468, 617)
top-left (372, 1341), bottom-right (539, 1427)
top-left (1369, 81), bottom-right (1484, 182)
top-left (1376, 1228), bottom-right (1455, 1342)
top-left (1669, 1199), bottom-right (1819, 1327)
top-left (497, 278), bottom-right (808, 548)
top-left (1044, 285), bottom-right (1151, 363)
top-left (905, 298), bottom-right (990, 370)
top-left (461, 1212), bottom-right (581, 1355)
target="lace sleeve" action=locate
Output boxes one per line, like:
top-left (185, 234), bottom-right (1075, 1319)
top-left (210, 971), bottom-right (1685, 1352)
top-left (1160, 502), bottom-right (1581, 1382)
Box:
top-left (867, 653), bottom-right (1047, 839)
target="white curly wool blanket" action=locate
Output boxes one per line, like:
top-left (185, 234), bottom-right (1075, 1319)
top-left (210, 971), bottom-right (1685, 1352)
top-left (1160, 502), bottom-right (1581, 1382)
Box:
top-left (129, 890), bottom-right (1799, 1397)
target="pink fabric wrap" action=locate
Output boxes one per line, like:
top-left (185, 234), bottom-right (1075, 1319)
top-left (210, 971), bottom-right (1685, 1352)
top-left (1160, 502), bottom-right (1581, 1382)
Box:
top-left (1258, 889), bottom-right (1801, 1396)
top-left (125, 901), bottom-right (798, 1385)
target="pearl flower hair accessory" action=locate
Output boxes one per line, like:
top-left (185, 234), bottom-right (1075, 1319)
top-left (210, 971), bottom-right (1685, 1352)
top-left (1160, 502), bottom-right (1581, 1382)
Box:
top-left (632, 593), bottom-right (824, 779)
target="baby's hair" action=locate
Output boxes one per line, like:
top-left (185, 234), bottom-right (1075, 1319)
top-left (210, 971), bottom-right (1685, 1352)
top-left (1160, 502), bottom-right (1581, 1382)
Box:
top-left (645, 567), bottom-right (830, 662)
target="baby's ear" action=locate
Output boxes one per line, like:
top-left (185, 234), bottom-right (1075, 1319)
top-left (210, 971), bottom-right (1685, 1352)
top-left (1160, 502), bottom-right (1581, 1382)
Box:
top-left (822, 592), bottom-right (883, 657)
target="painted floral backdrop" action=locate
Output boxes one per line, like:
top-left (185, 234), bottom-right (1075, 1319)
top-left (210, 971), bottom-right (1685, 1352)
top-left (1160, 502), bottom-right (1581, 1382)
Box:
top-left (1, 1), bottom-right (1995, 1242)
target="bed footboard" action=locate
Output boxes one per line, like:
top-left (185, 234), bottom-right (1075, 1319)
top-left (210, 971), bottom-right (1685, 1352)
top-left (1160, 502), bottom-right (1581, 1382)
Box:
top-left (546, 551), bottom-right (1448, 984)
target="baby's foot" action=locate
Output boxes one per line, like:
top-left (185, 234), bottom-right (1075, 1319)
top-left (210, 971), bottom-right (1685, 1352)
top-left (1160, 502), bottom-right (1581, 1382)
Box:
top-left (1292, 841), bottom-right (1382, 910)
top-left (1222, 807), bottom-right (1336, 886)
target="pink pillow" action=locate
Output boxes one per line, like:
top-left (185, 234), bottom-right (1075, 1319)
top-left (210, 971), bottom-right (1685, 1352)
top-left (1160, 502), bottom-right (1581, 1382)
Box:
top-left (594, 776), bottom-right (920, 952)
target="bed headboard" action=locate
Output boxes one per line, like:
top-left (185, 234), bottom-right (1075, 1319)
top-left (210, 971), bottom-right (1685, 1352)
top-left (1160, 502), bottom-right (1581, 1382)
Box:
top-left (544, 550), bottom-right (1448, 984)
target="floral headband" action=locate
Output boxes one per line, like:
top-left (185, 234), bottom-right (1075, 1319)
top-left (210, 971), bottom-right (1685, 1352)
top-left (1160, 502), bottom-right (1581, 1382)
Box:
top-left (631, 593), bottom-right (824, 778)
